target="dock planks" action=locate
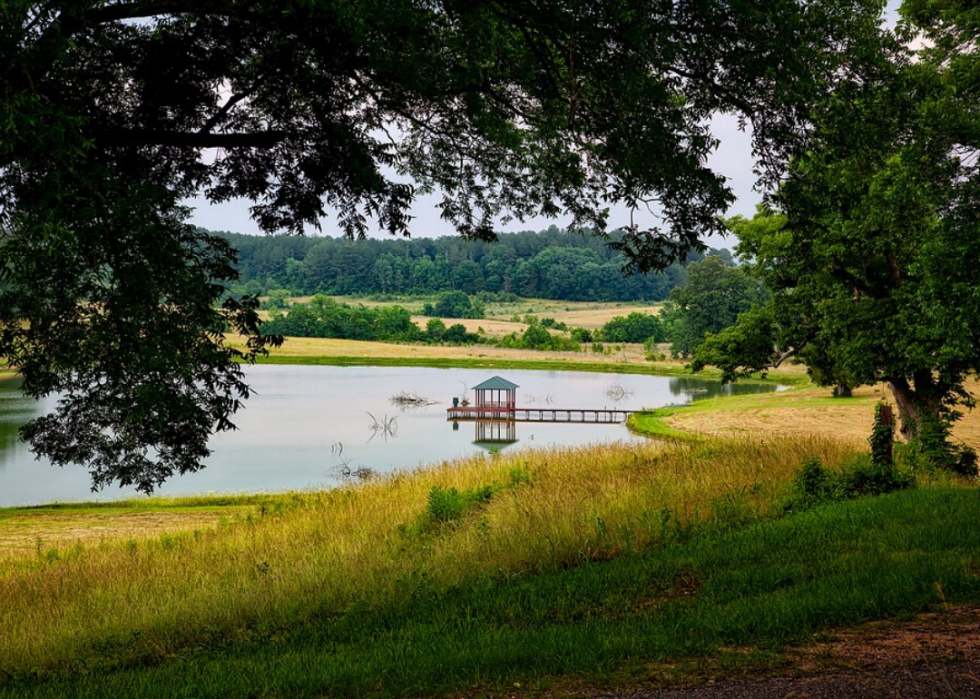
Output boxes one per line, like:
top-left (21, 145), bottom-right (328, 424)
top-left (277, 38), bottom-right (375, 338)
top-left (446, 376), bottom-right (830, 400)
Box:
top-left (446, 407), bottom-right (633, 423)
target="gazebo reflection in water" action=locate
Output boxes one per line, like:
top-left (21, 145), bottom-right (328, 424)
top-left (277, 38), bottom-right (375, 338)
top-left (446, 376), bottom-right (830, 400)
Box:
top-left (472, 418), bottom-right (518, 450)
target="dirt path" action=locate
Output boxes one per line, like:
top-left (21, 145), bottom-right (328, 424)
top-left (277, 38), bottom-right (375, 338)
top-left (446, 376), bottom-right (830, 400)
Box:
top-left (591, 605), bottom-right (980, 699)
top-left (612, 662), bottom-right (980, 698)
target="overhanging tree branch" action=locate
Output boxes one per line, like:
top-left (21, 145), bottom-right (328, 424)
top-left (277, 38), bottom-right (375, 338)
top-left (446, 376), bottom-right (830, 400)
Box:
top-left (87, 128), bottom-right (289, 149)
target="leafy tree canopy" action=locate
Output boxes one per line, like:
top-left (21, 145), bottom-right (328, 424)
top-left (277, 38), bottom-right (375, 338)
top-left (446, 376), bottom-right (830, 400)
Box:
top-left (693, 6), bottom-right (980, 467)
top-left (600, 312), bottom-right (665, 344)
top-left (662, 256), bottom-right (769, 357)
top-left (1, 0), bottom-right (885, 490)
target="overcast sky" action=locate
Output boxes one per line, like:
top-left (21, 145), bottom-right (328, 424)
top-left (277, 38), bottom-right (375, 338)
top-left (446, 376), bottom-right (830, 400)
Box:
top-left (187, 0), bottom-right (903, 246)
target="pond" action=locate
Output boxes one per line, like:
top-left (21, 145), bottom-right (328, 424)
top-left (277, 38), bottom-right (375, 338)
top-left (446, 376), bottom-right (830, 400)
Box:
top-left (0, 365), bottom-right (779, 507)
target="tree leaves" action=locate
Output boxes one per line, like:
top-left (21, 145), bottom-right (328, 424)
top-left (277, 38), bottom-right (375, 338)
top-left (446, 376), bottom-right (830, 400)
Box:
top-left (0, 0), bottom-right (887, 490)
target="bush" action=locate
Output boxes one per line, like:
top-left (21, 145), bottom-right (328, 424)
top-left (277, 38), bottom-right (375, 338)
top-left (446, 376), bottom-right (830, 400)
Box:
top-left (520, 324), bottom-right (554, 350)
top-left (785, 454), bottom-right (914, 513)
top-left (424, 318), bottom-right (446, 341)
top-left (540, 317), bottom-right (568, 330)
top-left (842, 454), bottom-right (915, 496)
top-left (788, 457), bottom-right (840, 510)
top-left (423, 484), bottom-right (498, 529)
top-left (908, 414), bottom-right (979, 476)
top-left (422, 291), bottom-right (485, 319)
top-left (475, 290), bottom-right (520, 304)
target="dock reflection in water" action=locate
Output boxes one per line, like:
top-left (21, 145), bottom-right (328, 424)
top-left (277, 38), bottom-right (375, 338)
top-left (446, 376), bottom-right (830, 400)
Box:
top-left (0, 365), bottom-right (781, 507)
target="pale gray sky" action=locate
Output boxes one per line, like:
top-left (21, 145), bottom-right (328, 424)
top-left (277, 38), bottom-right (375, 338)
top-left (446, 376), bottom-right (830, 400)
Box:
top-left (187, 0), bottom-right (903, 245)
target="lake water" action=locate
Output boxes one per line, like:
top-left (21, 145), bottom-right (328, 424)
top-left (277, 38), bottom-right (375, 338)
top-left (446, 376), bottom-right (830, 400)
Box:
top-left (0, 366), bottom-right (778, 507)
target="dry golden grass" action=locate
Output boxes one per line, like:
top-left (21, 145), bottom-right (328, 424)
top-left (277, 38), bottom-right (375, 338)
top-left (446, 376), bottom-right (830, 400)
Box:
top-left (661, 379), bottom-right (980, 452)
top-left (409, 315), bottom-right (526, 338)
top-left (0, 435), bottom-right (856, 673)
top-left (544, 303), bottom-right (665, 329)
top-left (666, 386), bottom-right (881, 444)
top-left (0, 509), bottom-right (239, 560)
top-left (226, 333), bottom-right (657, 364)
top-left (255, 296), bottom-right (663, 329)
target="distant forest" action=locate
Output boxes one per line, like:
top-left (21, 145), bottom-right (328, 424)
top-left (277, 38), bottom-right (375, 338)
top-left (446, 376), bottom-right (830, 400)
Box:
top-left (217, 227), bottom-right (732, 302)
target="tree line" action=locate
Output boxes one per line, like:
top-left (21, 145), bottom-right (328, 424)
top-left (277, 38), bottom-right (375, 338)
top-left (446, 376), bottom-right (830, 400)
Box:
top-left (217, 227), bottom-right (732, 302)
top-left (259, 255), bottom-right (768, 359)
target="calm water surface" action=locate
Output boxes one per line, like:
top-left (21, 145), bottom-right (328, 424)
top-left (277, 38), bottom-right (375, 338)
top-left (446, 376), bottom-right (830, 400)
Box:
top-left (0, 366), bottom-right (777, 506)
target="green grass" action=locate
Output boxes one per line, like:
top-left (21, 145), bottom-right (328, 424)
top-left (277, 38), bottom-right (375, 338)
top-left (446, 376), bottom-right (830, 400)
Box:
top-left (0, 494), bottom-right (288, 515)
top-left (627, 409), bottom-right (699, 441)
top-left (4, 488), bottom-right (978, 698)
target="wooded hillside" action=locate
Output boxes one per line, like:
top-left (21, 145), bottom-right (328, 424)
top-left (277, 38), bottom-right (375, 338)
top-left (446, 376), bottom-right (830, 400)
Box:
top-left (218, 227), bottom-right (732, 302)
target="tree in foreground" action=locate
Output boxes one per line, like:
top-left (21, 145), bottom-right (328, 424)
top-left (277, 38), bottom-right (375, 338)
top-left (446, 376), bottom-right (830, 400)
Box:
top-left (693, 7), bottom-right (980, 471)
top-left (0, 1), bottom-right (885, 490)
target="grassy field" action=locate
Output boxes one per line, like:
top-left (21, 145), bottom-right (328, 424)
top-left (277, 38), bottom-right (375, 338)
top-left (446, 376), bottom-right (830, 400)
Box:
top-left (0, 442), bottom-right (976, 697)
top-left (631, 378), bottom-right (980, 448)
top-left (225, 333), bottom-right (816, 389)
top-left (2, 338), bottom-right (979, 697)
top-left (258, 296), bottom-right (665, 338)
top-left (237, 333), bottom-right (652, 366)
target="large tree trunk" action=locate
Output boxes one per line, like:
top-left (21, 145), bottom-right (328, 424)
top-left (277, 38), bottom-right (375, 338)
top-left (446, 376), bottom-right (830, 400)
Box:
top-left (887, 372), bottom-right (945, 442)
top-left (887, 378), bottom-right (920, 441)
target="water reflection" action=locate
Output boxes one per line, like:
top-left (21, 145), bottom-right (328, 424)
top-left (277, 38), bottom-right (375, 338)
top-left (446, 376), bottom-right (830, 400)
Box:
top-left (0, 366), bottom-right (781, 507)
top-left (669, 376), bottom-right (776, 401)
top-left (471, 420), bottom-right (518, 451)
top-left (0, 378), bottom-right (42, 470)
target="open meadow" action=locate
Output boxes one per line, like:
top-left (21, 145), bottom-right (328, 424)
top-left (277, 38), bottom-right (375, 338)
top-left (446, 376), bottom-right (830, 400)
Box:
top-left (257, 296), bottom-right (665, 340)
top-left (229, 332), bottom-right (656, 365)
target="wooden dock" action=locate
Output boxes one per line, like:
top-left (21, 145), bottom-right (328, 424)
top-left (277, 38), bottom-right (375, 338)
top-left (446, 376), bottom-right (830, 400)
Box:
top-left (447, 407), bottom-right (634, 423)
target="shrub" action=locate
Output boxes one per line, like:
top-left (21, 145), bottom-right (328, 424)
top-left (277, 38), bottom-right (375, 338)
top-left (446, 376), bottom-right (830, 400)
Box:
top-left (869, 402), bottom-right (895, 469)
top-left (423, 291), bottom-right (484, 319)
top-left (788, 457), bottom-right (840, 510)
top-left (520, 324), bottom-right (554, 350)
top-left (785, 454), bottom-right (914, 513)
top-left (841, 454), bottom-right (915, 496)
top-left (908, 414), bottom-right (979, 476)
top-left (540, 317), bottom-right (568, 330)
top-left (600, 312), bottom-right (665, 343)
top-left (423, 484), bottom-right (498, 529)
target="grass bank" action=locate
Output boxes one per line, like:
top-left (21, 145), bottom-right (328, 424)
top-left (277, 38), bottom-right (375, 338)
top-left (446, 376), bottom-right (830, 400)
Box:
top-left (255, 350), bottom-right (726, 378)
top-left (0, 436), bottom-right (854, 677)
top-left (629, 385), bottom-right (901, 447)
top-left (3, 482), bottom-right (978, 698)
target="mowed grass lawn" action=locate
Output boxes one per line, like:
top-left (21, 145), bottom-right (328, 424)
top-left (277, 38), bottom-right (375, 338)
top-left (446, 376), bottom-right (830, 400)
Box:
top-left (0, 356), bottom-right (978, 698)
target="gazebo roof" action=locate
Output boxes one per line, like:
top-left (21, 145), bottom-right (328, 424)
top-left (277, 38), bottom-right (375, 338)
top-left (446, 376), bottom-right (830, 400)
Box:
top-left (472, 376), bottom-right (519, 391)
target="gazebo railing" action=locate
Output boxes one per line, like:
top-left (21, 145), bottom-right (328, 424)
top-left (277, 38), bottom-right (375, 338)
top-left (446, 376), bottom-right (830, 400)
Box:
top-left (474, 400), bottom-right (514, 409)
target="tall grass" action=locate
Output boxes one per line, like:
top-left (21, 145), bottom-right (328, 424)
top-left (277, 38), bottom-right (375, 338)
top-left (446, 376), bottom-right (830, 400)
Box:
top-left (0, 435), bottom-right (856, 675)
top-left (7, 489), bottom-right (980, 699)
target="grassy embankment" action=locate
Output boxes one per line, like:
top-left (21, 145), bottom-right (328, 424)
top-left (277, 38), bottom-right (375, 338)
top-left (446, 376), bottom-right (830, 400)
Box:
top-left (2, 322), bottom-right (979, 697)
top-left (1, 428), bottom-right (978, 696)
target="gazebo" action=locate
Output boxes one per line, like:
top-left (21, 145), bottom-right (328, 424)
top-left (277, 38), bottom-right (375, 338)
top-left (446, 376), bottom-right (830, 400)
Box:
top-left (472, 376), bottom-right (519, 418)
